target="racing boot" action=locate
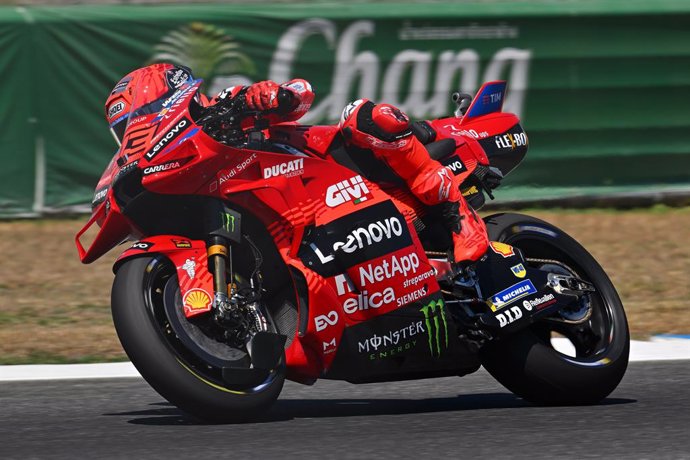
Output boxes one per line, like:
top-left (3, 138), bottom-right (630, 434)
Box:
top-left (438, 198), bottom-right (489, 265)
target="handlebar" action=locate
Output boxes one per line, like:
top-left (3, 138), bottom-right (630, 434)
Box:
top-left (198, 86), bottom-right (297, 146)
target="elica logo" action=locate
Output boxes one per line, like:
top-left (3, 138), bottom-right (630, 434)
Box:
top-left (489, 279), bottom-right (537, 312)
top-left (263, 158), bottom-right (304, 179)
top-left (334, 217), bottom-right (404, 254)
top-left (325, 175), bottom-right (372, 207)
top-left (494, 132), bottom-right (528, 150)
top-left (145, 118), bottom-right (189, 160)
top-left (359, 252), bottom-right (420, 287)
top-left (420, 299), bottom-right (449, 358)
top-left (334, 274), bottom-right (396, 314)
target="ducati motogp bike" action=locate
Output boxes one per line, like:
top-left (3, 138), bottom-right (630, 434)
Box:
top-left (77, 77), bottom-right (629, 422)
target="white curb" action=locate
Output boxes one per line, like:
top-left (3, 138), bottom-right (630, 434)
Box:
top-left (1, 339), bottom-right (688, 382)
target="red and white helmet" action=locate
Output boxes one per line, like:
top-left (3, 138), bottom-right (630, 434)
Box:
top-left (104, 63), bottom-right (194, 145)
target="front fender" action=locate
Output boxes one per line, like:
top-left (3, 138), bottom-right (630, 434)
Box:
top-left (114, 236), bottom-right (214, 318)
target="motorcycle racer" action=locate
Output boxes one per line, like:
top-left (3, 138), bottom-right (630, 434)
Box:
top-left (104, 63), bottom-right (488, 265)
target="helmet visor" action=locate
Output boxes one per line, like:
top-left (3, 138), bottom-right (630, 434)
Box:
top-left (109, 115), bottom-right (129, 146)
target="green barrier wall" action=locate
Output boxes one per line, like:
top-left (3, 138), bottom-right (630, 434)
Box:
top-left (1, 0), bottom-right (689, 215)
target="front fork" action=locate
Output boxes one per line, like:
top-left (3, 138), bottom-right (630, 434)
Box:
top-left (207, 234), bottom-right (235, 320)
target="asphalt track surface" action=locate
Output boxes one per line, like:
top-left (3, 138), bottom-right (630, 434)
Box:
top-left (1, 361), bottom-right (688, 459)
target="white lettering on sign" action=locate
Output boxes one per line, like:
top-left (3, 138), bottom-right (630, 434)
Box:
top-left (267, 20), bottom-right (531, 122)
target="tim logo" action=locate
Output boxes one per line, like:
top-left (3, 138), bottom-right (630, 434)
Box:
top-left (325, 175), bottom-right (373, 207)
top-left (482, 92), bottom-right (502, 104)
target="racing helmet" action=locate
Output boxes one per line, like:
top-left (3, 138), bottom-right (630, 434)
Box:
top-left (104, 63), bottom-right (195, 146)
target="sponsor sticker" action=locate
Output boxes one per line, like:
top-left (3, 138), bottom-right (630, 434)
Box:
top-left (359, 251), bottom-right (420, 287)
top-left (130, 241), bottom-right (154, 251)
top-left (522, 293), bottom-right (556, 311)
top-left (172, 239), bottom-right (192, 249)
top-left (323, 338), bottom-right (337, 355)
top-left (494, 132), bottom-right (528, 150)
top-left (496, 305), bottom-right (523, 328)
top-left (325, 175), bottom-right (373, 207)
top-left (263, 158), bottom-right (304, 179)
top-left (488, 279), bottom-right (537, 312)
top-left (489, 241), bottom-right (515, 258)
top-left (145, 118), bottom-right (190, 161)
top-left (92, 186), bottom-right (109, 206)
top-left (166, 68), bottom-right (191, 89)
top-left (108, 101), bottom-right (126, 119)
top-left (420, 299), bottom-right (449, 357)
top-left (179, 258), bottom-right (196, 279)
top-left (440, 156), bottom-right (465, 176)
top-left (510, 263), bottom-right (526, 278)
top-left (183, 288), bottom-right (211, 312)
top-left (315, 311), bottom-right (338, 332)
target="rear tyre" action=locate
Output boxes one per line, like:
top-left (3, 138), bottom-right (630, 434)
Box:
top-left (479, 213), bottom-right (629, 405)
top-left (112, 256), bottom-right (285, 422)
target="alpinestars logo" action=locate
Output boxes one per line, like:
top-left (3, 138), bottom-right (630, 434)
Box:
top-left (420, 299), bottom-right (449, 358)
top-left (326, 175), bottom-right (372, 207)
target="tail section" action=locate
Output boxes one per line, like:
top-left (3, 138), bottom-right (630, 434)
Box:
top-left (459, 81), bottom-right (507, 125)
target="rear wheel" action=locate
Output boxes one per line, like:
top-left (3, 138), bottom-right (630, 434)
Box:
top-left (111, 256), bottom-right (285, 422)
top-left (479, 213), bottom-right (629, 405)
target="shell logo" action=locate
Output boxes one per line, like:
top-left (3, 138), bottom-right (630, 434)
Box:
top-left (489, 241), bottom-right (515, 258)
top-left (183, 288), bottom-right (211, 312)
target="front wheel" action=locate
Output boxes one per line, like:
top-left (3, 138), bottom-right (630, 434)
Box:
top-left (479, 213), bottom-right (629, 405)
top-left (111, 256), bottom-right (285, 422)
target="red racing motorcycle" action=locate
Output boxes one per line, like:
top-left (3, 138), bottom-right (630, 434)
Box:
top-left (76, 77), bottom-right (629, 422)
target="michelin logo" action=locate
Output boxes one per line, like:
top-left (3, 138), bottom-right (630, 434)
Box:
top-left (489, 279), bottom-right (537, 312)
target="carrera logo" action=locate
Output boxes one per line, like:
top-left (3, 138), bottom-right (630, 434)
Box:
top-left (325, 175), bottom-right (372, 207)
top-left (145, 118), bottom-right (189, 160)
top-left (263, 158), bottom-right (304, 179)
top-left (343, 287), bottom-right (396, 314)
top-left (489, 279), bottom-right (537, 312)
top-left (108, 101), bottom-right (125, 119)
top-left (143, 156), bottom-right (193, 176)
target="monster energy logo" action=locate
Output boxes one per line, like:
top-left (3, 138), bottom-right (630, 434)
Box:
top-left (220, 212), bottom-right (235, 233)
top-left (420, 299), bottom-right (449, 358)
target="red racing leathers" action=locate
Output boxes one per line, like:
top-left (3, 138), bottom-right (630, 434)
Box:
top-left (217, 80), bottom-right (489, 264)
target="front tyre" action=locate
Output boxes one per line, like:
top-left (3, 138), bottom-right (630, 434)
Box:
top-left (479, 213), bottom-right (629, 405)
top-left (111, 256), bottom-right (285, 422)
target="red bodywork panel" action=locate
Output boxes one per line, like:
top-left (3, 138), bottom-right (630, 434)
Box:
top-left (77, 80), bottom-right (522, 383)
